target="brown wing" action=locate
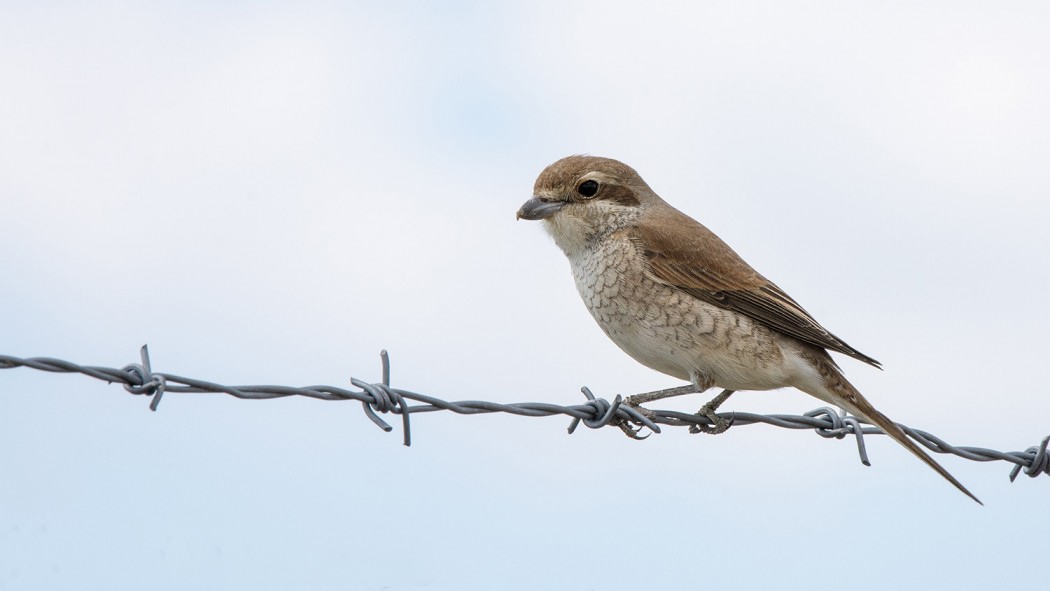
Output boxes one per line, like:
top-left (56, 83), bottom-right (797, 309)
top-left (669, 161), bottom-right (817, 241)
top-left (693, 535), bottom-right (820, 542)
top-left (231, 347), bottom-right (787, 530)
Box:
top-left (634, 204), bottom-right (881, 368)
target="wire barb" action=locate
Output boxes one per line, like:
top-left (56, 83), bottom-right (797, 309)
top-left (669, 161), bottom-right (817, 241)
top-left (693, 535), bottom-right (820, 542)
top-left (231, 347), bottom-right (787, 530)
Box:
top-left (1, 347), bottom-right (1047, 485)
top-left (808, 407), bottom-right (871, 466)
top-left (1009, 435), bottom-right (1050, 482)
top-left (120, 345), bottom-right (167, 411)
top-left (350, 350), bottom-right (412, 446)
top-left (567, 386), bottom-right (660, 437)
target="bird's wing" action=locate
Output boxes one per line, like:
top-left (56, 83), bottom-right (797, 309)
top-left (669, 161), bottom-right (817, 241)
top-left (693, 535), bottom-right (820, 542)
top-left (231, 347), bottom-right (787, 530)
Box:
top-left (633, 206), bottom-right (881, 368)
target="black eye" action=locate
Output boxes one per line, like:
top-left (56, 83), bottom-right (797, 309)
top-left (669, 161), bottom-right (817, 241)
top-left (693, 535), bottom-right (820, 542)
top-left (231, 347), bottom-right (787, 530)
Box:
top-left (577, 179), bottom-right (600, 198)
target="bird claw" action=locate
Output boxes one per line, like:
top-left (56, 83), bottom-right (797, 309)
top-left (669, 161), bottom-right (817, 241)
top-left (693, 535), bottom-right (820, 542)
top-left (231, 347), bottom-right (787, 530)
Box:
top-left (617, 420), bottom-right (650, 440)
top-left (615, 399), bottom-right (658, 440)
top-left (689, 404), bottom-right (734, 435)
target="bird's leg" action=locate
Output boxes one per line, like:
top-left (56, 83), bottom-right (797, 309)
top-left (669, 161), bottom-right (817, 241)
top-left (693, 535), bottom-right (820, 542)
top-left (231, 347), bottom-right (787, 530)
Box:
top-left (618, 378), bottom-right (735, 437)
top-left (690, 389), bottom-right (736, 435)
top-left (623, 385), bottom-right (699, 407)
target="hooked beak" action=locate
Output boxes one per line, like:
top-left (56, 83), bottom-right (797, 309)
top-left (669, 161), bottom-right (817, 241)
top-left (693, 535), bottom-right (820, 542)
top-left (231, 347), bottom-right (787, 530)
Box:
top-left (516, 197), bottom-right (566, 220)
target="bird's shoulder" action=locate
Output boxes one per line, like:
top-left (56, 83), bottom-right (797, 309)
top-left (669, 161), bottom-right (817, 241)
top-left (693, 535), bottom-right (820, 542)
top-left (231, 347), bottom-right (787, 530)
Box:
top-left (631, 203), bottom-right (767, 290)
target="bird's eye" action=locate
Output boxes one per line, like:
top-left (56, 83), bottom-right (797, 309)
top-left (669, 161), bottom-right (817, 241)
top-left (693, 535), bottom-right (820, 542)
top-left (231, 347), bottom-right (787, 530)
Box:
top-left (577, 179), bottom-right (600, 198)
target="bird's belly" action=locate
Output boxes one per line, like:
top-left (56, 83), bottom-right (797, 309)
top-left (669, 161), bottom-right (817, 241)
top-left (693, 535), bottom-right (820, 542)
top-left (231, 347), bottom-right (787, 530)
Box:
top-left (569, 241), bottom-right (795, 392)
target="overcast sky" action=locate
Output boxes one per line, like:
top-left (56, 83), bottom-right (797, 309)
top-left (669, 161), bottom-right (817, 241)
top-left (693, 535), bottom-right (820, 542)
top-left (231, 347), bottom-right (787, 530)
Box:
top-left (2, 1), bottom-right (1048, 589)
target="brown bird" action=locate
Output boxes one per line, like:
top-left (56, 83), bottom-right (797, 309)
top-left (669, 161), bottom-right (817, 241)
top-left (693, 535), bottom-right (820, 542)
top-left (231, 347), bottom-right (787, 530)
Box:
top-left (517, 155), bottom-right (979, 504)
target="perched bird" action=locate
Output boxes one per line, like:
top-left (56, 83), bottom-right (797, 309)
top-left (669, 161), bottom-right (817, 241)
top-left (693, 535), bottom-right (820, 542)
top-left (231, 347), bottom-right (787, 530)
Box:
top-left (517, 155), bottom-right (979, 503)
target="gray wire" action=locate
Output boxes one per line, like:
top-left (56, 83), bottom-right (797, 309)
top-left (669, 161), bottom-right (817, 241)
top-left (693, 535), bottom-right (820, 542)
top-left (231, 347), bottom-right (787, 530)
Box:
top-left (1, 346), bottom-right (1046, 483)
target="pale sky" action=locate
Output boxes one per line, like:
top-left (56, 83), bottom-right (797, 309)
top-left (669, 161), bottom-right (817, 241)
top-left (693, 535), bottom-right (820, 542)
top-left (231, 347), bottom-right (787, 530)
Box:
top-left (2, 2), bottom-right (1048, 590)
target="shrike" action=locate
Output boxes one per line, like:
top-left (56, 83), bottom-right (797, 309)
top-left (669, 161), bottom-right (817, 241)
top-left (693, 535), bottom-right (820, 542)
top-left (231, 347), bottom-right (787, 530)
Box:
top-left (517, 155), bottom-right (978, 503)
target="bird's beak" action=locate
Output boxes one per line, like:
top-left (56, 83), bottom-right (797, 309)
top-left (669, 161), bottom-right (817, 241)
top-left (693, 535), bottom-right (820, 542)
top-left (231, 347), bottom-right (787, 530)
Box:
top-left (516, 197), bottom-right (566, 220)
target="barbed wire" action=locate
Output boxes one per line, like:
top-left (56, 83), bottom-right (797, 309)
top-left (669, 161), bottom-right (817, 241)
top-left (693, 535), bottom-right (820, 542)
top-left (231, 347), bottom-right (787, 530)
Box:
top-left (1, 346), bottom-right (1047, 483)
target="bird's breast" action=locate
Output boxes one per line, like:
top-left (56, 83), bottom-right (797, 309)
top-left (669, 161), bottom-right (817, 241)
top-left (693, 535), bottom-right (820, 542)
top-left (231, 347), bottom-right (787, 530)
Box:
top-left (566, 236), bottom-right (795, 391)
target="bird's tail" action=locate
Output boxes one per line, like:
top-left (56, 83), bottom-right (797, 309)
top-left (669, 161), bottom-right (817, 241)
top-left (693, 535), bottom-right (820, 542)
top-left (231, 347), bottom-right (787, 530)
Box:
top-left (844, 390), bottom-right (980, 504)
top-left (804, 354), bottom-right (981, 504)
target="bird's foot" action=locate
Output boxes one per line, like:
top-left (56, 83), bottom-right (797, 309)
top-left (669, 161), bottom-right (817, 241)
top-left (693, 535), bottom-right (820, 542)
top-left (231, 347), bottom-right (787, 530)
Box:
top-left (617, 420), bottom-right (648, 440)
top-left (617, 399), bottom-right (660, 440)
top-left (688, 404), bottom-right (733, 435)
top-left (688, 389), bottom-right (736, 435)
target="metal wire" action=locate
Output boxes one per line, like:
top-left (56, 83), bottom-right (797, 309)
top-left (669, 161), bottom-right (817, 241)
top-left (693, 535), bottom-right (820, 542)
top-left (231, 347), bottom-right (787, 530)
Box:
top-left (1, 346), bottom-right (1047, 483)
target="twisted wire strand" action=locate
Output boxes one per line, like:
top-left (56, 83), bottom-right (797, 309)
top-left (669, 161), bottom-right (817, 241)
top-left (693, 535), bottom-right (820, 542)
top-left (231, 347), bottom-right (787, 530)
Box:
top-left (1, 347), bottom-right (1046, 482)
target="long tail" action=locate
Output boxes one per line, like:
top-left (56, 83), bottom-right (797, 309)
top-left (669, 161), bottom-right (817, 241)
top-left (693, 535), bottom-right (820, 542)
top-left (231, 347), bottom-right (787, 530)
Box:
top-left (804, 353), bottom-right (981, 504)
top-left (845, 392), bottom-right (981, 504)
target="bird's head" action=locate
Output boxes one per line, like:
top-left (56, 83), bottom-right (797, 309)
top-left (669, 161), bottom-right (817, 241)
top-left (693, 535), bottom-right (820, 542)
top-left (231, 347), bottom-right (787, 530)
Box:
top-left (517, 155), bottom-right (656, 256)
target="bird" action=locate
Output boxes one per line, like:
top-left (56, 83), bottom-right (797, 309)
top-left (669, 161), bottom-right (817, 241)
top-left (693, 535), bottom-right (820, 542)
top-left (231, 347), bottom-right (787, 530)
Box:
top-left (516, 154), bottom-right (979, 504)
